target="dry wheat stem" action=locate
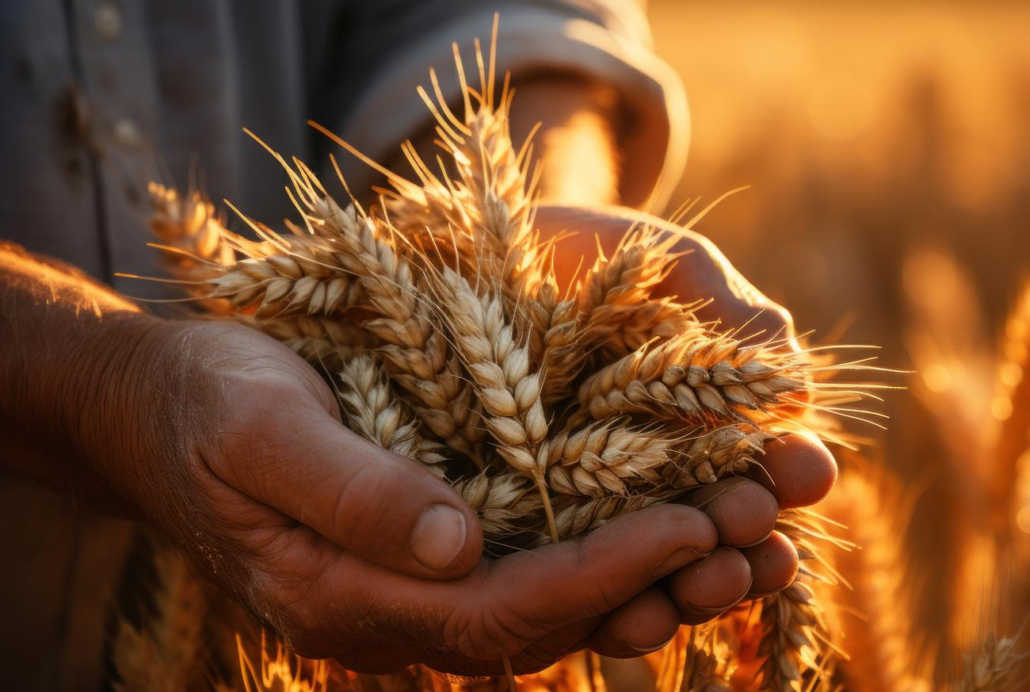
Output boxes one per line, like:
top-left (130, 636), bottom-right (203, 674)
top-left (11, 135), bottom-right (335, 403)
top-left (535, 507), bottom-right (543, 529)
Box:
top-left (757, 509), bottom-right (839, 692)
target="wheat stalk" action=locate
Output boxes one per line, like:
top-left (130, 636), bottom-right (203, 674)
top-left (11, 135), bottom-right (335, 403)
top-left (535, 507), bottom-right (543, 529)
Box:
top-left (111, 546), bottom-right (207, 692)
top-left (820, 460), bottom-right (932, 692)
top-left (576, 332), bottom-right (806, 427)
top-left (757, 509), bottom-right (840, 692)
top-left (432, 266), bottom-right (559, 542)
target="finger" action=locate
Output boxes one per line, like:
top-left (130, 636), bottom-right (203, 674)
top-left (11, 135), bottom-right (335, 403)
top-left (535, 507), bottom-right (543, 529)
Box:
top-left (665, 546), bottom-right (752, 624)
top-left (273, 502), bottom-right (715, 663)
top-left (752, 433), bottom-right (838, 508)
top-left (587, 587), bottom-right (679, 658)
top-left (682, 478), bottom-right (778, 547)
top-left (474, 503), bottom-right (716, 655)
top-left (741, 531), bottom-right (799, 598)
top-left (420, 618), bottom-right (600, 677)
top-left (209, 387), bottom-right (482, 580)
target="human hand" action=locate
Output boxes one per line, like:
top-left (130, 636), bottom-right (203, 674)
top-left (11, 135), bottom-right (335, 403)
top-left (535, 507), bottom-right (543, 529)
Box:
top-left (77, 319), bottom-right (755, 674)
top-left (534, 204), bottom-right (838, 652)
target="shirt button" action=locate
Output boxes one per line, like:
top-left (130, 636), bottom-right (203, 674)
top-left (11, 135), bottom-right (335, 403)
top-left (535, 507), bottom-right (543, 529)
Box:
top-left (113, 118), bottom-right (141, 148)
top-left (94, 2), bottom-right (123, 42)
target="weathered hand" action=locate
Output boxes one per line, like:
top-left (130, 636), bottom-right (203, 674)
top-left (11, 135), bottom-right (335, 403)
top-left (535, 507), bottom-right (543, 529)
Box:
top-left (82, 319), bottom-right (749, 675)
top-left (534, 204), bottom-right (838, 654)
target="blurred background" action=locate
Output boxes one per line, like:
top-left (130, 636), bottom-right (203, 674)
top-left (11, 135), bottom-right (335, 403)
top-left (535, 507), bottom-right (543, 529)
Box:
top-left (645, 0), bottom-right (1030, 679)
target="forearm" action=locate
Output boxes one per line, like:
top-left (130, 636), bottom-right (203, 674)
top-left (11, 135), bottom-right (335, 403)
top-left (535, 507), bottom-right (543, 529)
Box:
top-left (0, 243), bottom-right (158, 496)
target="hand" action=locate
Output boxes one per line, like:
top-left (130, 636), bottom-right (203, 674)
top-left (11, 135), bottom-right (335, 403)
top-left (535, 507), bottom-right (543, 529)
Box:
top-left (534, 204), bottom-right (838, 652)
top-left (80, 319), bottom-right (750, 675)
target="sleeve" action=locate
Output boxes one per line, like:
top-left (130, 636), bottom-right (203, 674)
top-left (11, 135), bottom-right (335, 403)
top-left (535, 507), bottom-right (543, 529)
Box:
top-left (318, 0), bottom-right (689, 210)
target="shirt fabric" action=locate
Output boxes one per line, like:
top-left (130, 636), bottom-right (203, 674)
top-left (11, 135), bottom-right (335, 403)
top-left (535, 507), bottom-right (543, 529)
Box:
top-left (0, 1), bottom-right (687, 688)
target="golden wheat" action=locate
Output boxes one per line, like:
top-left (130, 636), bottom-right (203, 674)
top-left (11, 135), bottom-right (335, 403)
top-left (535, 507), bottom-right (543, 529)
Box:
top-left (820, 460), bottom-right (931, 692)
top-left (131, 16), bottom-right (890, 692)
top-left (111, 546), bottom-right (207, 692)
top-left (756, 510), bottom-right (839, 692)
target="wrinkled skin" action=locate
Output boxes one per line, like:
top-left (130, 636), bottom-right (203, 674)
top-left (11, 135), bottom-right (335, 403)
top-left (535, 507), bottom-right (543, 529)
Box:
top-left (65, 205), bottom-right (835, 676)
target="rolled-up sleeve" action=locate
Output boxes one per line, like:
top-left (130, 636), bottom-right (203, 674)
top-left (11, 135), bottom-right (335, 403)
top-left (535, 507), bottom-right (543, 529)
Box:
top-left (327, 0), bottom-right (689, 210)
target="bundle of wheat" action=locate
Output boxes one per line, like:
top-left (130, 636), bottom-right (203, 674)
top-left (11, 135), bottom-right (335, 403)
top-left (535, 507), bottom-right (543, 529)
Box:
top-left (122, 15), bottom-right (896, 692)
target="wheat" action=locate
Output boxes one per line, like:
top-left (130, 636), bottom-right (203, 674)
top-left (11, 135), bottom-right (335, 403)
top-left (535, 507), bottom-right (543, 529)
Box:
top-left (432, 266), bottom-right (559, 541)
top-left (148, 182), bottom-right (236, 280)
top-left (757, 509), bottom-right (839, 692)
top-left (111, 546), bottom-right (207, 692)
top-left (451, 472), bottom-right (542, 539)
top-left (542, 420), bottom-right (678, 497)
top-left (820, 460), bottom-right (931, 692)
top-left (336, 353), bottom-right (446, 477)
top-left (954, 631), bottom-right (1027, 692)
top-left (541, 493), bottom-right (663, 544)
top-left (576, 332), bottom-right (806, 426)
top-left (205, 234), bottom-right (362, 318)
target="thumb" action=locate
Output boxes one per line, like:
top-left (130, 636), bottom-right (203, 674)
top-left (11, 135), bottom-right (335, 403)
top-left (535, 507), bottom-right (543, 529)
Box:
top-left (213, 391), bottom-right (483, 580)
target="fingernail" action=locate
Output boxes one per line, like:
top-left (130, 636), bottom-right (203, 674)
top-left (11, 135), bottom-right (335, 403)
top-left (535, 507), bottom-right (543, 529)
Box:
top-left (685, 602), bottom-right (733, 616)
top-left (624, 632), bottom-right (676, 654)
top-left (410, 504), bottom-right (467, 571)
top-left (654, 546), bottom-right (706, 578)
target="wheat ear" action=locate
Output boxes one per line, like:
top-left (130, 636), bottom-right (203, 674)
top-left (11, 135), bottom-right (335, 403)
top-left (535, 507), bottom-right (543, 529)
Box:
top-left (757, 509), bottom-right (838, 692)
top-left (451, 472), bottom-right (542, 540)
top-left (336, 353), bottom-right (446, 477)
top-left (954, 631), bottom-right (1027, 692)
top-left (821, 460), bottom-right (932, 692)
top-left (434, 266), bottom-right (559, 542)
top-left (382, 18), bottom-right (541, 304)
top-left (148, 182), bottom-right (236, 279)
top-left (576, 332), bottom-right (805, 426)
top-left (111, 546), bottom-right (207, 692)
top-left (271, 162), bottom-right (485, 460)
top-left (542, 420), bottom-right (678, 497)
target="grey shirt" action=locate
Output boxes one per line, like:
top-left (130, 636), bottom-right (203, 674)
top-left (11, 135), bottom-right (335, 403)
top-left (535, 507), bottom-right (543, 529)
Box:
top-left (0, 1), bottom-right (686, 688)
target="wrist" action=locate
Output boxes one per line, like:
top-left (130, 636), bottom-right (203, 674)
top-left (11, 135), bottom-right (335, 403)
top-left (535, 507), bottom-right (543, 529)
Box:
top-left (69, 311), bottom-right (168, 498)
